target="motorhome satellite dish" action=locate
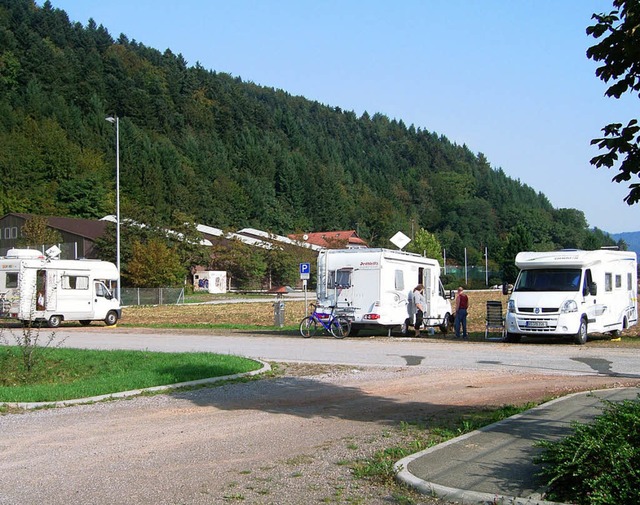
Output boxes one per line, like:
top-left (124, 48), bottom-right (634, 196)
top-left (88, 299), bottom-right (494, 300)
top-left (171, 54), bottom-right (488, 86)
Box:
top-left (389, 231), bottom-right (411, 250)
top-left (45, 245), bottom-right (61, 259)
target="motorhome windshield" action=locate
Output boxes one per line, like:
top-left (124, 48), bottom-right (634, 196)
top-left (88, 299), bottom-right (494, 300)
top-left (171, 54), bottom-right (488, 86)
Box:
top-left (514, 268), bottom-right (581, 292)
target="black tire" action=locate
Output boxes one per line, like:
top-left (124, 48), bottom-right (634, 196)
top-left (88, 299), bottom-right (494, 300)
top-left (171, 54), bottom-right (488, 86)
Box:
top-left (331, 317), bottom-right (351, 339)
top-left (504, 332), bottom-right (521, 343)
top-left (299, 316), bottom-right (319, 338)
top-left (104, 311), bottom-right (118, 326)
top-left (79, 320), bottom-right (92, 326)
top-left (48, 315), bottom-right (62, 328)
top-left (439, 312), bottom-right (451, 334)
top-left (574, 318), bottom-right (588, 345)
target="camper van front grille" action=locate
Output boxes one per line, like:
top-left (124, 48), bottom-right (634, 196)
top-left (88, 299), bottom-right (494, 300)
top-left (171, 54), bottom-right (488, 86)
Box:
top-left (519, 307), bottom-right (559, 314)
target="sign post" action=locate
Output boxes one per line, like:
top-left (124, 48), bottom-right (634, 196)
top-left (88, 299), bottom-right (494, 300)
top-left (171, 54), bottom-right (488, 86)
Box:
top-left (300, 262), bottom-right (311, 314)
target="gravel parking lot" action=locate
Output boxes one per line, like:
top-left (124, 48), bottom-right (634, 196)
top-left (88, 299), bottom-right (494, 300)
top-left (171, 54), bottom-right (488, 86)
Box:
top-left (2, 360), bottom-right (637, 505)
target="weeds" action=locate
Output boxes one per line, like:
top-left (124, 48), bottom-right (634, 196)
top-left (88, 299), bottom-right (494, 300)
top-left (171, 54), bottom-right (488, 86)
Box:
top-left (536, 395), bottom-right (640, 505)
top-left (0, 323), bottom-right (66, 379)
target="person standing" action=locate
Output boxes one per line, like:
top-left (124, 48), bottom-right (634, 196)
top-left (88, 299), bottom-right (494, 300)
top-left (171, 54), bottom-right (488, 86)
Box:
top-left (412, 284), bottom-right (426, 337)
top-left (454, 286), bottom-right (469, 340)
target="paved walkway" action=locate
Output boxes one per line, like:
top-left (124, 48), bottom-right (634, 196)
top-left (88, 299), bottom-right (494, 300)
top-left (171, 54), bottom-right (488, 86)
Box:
top-left (396, 387), bottom-right (640, 505)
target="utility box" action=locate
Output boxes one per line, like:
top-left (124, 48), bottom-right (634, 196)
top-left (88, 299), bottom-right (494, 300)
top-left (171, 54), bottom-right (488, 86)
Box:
top-left (273, 294), bottom-right (285, 327)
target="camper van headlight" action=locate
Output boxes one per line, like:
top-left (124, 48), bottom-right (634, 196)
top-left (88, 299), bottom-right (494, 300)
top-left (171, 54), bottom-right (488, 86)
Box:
top-left (561, 300), bottom-right (578, 313)
top-left (508, 300), bottom-right (515, 313)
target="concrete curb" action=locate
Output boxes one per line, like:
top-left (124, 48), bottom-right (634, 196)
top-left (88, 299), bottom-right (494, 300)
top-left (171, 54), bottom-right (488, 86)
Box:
top-left (393, 389), bottom-right (616, 505)
top-left (3, 360), bottom-right (271, 410)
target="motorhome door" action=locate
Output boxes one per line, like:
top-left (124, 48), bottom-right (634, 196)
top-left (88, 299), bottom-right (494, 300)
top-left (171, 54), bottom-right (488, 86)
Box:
top-left (329, 267), bottom-right (354, 307)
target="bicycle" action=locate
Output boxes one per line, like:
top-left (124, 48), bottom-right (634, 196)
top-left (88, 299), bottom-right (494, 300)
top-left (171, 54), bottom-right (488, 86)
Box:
top-left (299, 303), bottom-right (351, 339)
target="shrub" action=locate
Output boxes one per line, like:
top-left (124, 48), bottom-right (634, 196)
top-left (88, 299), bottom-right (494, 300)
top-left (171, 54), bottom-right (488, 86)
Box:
top-left (536, 396), bottom-right (640, 505)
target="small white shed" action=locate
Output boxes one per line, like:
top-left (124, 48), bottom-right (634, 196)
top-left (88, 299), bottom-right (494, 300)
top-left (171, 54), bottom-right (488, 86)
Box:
top-left (194, 271), bottom-right (227, 294)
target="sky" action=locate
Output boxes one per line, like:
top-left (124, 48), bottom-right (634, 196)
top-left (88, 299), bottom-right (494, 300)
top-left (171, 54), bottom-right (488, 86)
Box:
top-left (44, 0), bottom-right (639, 234)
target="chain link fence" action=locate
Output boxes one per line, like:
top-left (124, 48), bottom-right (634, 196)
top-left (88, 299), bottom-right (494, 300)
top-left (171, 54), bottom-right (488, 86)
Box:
top-left (121, 288), bottom-right (184, 306)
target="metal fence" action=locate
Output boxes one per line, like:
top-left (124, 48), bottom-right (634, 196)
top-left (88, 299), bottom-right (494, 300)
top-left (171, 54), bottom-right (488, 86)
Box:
top-left (121, 288), bottom-right (184, 306)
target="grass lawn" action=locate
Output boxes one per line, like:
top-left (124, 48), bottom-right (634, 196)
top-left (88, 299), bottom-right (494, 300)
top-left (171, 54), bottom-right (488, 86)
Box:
top-left (0, 346), bottom-right (262, 403)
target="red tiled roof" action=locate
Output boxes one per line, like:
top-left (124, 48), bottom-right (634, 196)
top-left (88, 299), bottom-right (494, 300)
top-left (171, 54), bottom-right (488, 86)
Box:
top-left (287, 230), bottom-right (368, 248)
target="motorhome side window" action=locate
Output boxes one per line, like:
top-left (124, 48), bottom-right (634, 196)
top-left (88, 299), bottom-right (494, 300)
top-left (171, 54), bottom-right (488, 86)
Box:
top-left (61, 275), bottom-right (89, 290)
top-left (95, 282), bottom-right (109, 297)
top-left (605, 273), bottom-right (612, 292)
top-left (628, 273), bottom-right (633, 291)
top-left (615, 274), bottom-right (622, 289)
top-left (328, 269), bottom-right (351, 289)
top-left (4, 272), bottom-right (17, 289)
top-left (584, 269), bottom-right (593, 293)
top-left (394, 270), bottom-right (404, 291)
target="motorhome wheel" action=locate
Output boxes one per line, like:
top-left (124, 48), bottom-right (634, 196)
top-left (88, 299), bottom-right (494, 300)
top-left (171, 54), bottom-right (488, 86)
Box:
top-left (574, 319), bottom-right (588, 345)
top-left (48, 315), bottom-right (62, 328)
top-left (104, 311), bottom-right (118, 326)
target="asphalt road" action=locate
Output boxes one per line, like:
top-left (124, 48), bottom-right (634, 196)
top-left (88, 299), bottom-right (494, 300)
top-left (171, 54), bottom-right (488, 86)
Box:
top-left (30, 327), bottom-right (640, 379)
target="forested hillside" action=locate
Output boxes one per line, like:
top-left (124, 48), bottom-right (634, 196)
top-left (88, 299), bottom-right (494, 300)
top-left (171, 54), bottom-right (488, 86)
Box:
top-left (0, 0), bottom-right (617, 267)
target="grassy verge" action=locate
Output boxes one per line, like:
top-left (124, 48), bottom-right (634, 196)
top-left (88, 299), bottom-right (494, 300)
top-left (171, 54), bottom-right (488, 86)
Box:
top-left (350, 404), bottom-right (537, 504)
top-left (0, 346), bottom-right (262, 403)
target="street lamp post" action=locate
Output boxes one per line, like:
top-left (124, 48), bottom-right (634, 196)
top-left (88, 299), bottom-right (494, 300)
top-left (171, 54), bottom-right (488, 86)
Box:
top-left (105, 116), bottom-right (121, 303)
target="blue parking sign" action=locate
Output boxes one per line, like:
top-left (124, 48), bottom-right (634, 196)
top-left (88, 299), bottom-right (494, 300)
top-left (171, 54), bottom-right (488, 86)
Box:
top-left (300, 262), bottom-right (310, 279)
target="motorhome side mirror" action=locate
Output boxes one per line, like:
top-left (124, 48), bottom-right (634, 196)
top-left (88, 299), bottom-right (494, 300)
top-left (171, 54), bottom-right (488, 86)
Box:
top-left (105, 292), bottom-right (113, 300)
top-left (502, 283), bottom-right (509, 296)
top-left (589, 282), bottom-right (597, 296)
top-left (449, 289), bottom-right (455, 300)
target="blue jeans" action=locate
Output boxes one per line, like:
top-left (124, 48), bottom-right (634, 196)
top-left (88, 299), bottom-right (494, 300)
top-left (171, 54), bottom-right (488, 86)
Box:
top-left (454, 308), bottom-right (468, 338)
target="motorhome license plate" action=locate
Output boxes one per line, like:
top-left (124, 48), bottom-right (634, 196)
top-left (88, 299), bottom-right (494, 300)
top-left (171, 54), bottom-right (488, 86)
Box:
top-left (526, 321), bottom-right (547, 328)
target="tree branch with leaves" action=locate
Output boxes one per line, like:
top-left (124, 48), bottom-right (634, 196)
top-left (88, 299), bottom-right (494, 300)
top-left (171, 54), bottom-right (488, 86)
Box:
top-left (587, 0), bottom-right (640, 204)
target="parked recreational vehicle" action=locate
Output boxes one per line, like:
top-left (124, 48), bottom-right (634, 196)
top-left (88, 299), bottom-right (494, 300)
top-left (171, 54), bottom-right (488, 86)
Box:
top-left (316, 248), bottom-right (452, 336)
top-left (0, 248), bottom-right (121, 327)
top-left (505, 249), bottom-right (637, 344)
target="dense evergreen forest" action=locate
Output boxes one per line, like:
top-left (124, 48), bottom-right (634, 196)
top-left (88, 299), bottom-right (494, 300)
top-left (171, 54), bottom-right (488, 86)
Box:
top-left (0, 0), bottom-right (617, 272)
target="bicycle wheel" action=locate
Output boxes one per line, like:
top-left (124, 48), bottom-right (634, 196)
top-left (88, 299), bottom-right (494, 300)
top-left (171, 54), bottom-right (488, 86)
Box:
top-left (299, 316), bottom-right (319, 338)
top-left (330, 317), bottom-right (351, 339)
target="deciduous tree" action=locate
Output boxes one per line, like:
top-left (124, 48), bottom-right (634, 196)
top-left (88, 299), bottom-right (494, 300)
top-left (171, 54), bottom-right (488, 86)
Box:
top-left (587, 0), bottom-right (640, 203)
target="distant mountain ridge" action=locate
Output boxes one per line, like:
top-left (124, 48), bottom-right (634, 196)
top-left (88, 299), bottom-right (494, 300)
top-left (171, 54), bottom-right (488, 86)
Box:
top-left (611, 231), bottom-right (640, 258)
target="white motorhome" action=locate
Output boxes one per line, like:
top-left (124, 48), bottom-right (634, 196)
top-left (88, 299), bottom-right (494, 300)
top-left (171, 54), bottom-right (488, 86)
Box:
top-left (0, 248), bottom-right (121, 327)
top-left (316, 248), bottom-right (452, 336)
top-left (505, 249), bottom-right (637, 344)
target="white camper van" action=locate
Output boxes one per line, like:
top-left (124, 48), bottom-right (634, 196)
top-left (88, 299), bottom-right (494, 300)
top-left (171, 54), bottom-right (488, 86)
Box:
top-left (505, 249), bottom-right (637, 344)
top-left (0, 249), bottom-right (121, 327)
top-left (316, 248), bottom-right (452, 336)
